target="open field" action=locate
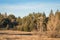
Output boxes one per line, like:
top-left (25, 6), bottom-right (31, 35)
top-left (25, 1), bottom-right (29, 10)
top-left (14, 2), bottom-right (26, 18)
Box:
top-left (0, 30), bottom-right (60, 40)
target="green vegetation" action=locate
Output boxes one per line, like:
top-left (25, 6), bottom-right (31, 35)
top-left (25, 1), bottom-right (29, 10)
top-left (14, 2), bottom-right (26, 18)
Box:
top-left (0, 10), bottom-right (60, 32)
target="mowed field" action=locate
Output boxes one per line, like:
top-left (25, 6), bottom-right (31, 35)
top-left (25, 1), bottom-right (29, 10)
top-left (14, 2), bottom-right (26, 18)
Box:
top-left (0, 30), bottom-right (60, 40)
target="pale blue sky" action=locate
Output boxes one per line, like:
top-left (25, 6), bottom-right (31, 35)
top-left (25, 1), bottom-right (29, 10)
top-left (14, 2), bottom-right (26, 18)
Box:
top-left (0, 0), bottom-right (60, 17)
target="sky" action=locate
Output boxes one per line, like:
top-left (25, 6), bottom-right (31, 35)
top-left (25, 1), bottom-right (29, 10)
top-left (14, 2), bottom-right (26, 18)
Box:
top-left (0, 0), bottom-right (60, 17)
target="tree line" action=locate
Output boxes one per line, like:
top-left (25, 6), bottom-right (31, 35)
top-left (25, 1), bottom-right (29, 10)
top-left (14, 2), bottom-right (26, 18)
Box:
top-left (0, 10), bottom-right (60, 32)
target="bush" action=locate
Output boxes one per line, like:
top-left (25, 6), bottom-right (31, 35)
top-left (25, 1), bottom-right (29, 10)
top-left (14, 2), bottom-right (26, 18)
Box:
top-left (50, 31), bottom-right (60, 38)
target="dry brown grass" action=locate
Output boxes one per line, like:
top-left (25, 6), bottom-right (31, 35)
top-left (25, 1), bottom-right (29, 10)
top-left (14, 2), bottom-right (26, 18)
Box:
top-left (0, 30), bottom-right (60, 40)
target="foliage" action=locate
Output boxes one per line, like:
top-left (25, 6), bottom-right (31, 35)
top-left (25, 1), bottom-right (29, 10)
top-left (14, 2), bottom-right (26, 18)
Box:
top-left (0, 10), bottom-right (60, 33)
